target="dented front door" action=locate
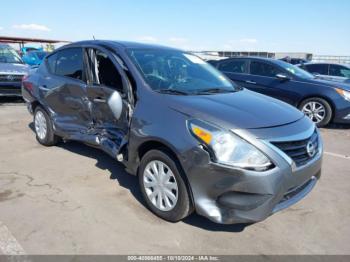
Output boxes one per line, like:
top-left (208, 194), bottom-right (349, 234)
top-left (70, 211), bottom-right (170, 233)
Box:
top-left (84, 47), bottom-right (132, 158)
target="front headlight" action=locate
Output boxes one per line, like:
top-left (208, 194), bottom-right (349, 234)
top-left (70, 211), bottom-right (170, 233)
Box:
top-left (335, 88), bottom-right (350, 101)
top-left (189, 120), bottom-right (273, 171)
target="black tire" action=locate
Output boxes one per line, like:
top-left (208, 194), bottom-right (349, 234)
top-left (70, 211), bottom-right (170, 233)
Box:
top-left (33, 106), bottom-right (59, 146)
top-left (299, 97), bottom-right (332, 127)
top-left (138, 149), bottom-right (193, 222)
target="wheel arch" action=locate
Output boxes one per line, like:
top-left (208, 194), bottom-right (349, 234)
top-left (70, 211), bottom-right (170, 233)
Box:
top-left (298, 95), bottom-right (335, 121)
top-left (135, 139), bottom-right (195, 207)
top-left (30, 100), bottom-right (50, 116)
top-left (138, 140), bottom-right (179, 161)
top-left (25, 100), bottom-right (41, 115)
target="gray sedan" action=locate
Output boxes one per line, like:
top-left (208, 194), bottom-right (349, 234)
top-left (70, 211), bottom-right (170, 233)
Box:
top-left (22, 41), bottom-right (322, 224)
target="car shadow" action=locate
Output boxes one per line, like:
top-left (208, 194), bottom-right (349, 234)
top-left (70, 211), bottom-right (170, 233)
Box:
top-left (28, 122), bottom-right (250, 233)
top-left (324, 123), bottom-right (350, 130)
top-left (0, 97), bottom-right (24, 105)
top-left (183, 214), bottom-right (249, 232)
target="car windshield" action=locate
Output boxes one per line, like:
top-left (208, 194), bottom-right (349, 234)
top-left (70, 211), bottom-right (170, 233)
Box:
top-left (276, 60), bottom-right (315, 80)
top-left (0, 46), bottom-right (23, 64)
top-left (128, 49), bottom-right (238, 95)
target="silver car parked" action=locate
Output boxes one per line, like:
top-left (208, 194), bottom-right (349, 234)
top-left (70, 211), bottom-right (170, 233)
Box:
top-left (0, 44), bottom-right (29, 96)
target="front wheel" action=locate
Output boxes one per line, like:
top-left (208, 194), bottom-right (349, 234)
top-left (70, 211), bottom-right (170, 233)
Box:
top-left (299, 97), bottom-right (332, 127)
top-left (138, 149), bottom-right (193, 222)
top-left (34, 107), bottom-right (59, 146)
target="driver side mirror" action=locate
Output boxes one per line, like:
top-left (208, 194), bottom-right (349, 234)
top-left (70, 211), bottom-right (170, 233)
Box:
top-left (107, 91), bottom-right (123, 120)
top-left (276, 73), bottom-right (290, 81)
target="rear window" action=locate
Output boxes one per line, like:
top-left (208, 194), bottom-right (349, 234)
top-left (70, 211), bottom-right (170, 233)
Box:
top-left (46, 53), bottom-right (57, 73)
top-left (55, 48), bottom-right (84, 80)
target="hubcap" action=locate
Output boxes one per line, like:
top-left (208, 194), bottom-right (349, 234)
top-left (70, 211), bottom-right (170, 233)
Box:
top-left (143, 160), bottom-right (178, 211)
top-left (302, 101), bottom-right (326, 124)
top-left (34, 111), bottom-right (47, 140)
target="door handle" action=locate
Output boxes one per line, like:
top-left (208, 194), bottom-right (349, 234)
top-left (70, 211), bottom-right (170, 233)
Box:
top-left (39, 85), bottom-right (49, 91)
top-left (245, 80), bottom-right (257, 85)
top-left (93, 97), bottom-right (106, 103)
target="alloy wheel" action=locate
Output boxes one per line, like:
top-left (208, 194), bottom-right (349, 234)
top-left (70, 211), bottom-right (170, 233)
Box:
top-left (35, 111), bottom-right (47, 140)
top-left (302, 101), bottom-right (326, 124)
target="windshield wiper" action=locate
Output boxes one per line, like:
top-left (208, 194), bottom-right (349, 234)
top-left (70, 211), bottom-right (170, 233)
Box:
top-left (194, 88), bottom-right (236, 95)
top-left (156, 89), bottom-right (189, 95)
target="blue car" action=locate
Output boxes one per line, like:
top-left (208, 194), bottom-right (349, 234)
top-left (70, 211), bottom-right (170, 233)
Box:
top-left (210, 57), bottom-right (350, 127)
top-left (21, 46), bottom-right (43, 55)
top-left (22, 51), bottom-right (48, 66)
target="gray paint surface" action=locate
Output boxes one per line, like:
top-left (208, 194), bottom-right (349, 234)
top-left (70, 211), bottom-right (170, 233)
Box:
top-left (22, 41), bottom-right (322, 224)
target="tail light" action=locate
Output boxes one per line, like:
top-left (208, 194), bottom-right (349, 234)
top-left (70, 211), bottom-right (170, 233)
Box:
top-left (22, 75), bottom-right (33, 92)
top-left (22, 75), bottom-right (28, 82)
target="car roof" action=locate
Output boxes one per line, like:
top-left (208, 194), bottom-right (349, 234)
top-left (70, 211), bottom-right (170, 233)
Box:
top-left (22, 46), bottom-right (39, 49)
top-left (300, 62), bottom-right (350, 67)
top-left (58, 40), bottom-right (181, 51)
top-left (217, 56), bottom-right (282, 64)
top-left (27, 50), bottom-right (47, 53)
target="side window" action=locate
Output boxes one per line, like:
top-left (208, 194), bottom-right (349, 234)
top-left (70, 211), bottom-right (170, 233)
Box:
top-left (46, 53), bottom-right (57, 73)
top-left (250, 61), bottom-right (281, 77)
top-left (218, 60), bottom-right (247, 74)
top-left (329, 65), bottom-right (350, 78)
top-left (56, 48), bottom-right (84, 80)
top-left (88, 49), bottom-right (124, 93)
top-left (298, 64), bottom-right (306, 70)
top-left (305, 64), bottom-right (328, 75)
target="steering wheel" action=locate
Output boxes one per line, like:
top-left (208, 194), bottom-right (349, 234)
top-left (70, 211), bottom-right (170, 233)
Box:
top-left (145, 74), bottom-right (172, 89)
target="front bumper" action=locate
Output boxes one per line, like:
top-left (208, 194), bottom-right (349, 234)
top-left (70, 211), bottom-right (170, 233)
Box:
top-left (0, 82), bottom-right (22, 97)
top-left (333, 97), bottom-right (350, 124)
top-left (182, 117), bottom-right (323, 224)
top-left (334, 107), bottom-right (350, 124)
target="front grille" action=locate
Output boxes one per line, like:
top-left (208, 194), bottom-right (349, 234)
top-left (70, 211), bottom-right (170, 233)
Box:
top-left (271, 130), bottom-right (319, 167)
top-left (0, 74), bottom-right (24, 82)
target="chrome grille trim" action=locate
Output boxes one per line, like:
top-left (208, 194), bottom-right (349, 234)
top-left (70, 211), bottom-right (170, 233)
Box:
top-left (271, 130), bottom-right (319, 167)
top-left (0, 74), bottom-right (24, 82)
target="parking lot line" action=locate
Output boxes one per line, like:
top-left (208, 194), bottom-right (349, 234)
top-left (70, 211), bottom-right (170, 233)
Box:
top-left (324, 151), bottom-right (350, 160)
top-left (0, 221), bottom-right (26, 255)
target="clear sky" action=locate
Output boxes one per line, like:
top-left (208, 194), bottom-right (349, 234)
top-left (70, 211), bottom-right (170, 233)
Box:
top-left (1, 0), bottom-right (349, 55)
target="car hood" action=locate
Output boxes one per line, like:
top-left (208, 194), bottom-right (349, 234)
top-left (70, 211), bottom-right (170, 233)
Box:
top-left (167, 89), bottom-right (304, 129)
top-left (0, 62), bottom-right (29, 75)
top-left (308, 78), bottom-right (350, 91)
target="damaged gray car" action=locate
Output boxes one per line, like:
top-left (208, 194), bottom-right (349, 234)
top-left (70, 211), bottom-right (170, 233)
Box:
top-left (22, 41), bottom-right (323, 224)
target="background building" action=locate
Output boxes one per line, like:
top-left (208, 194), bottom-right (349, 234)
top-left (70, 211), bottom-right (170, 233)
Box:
top-left (194, 51), bottom-right (350, 65)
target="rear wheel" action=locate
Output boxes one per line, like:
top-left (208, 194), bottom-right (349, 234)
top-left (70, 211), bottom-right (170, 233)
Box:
top-left (34, 107), bottom-right (59, 146)
top-left (299, 97), bottom-right (332, 127)
top-left (138, 149), bottom-right (193, 222)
